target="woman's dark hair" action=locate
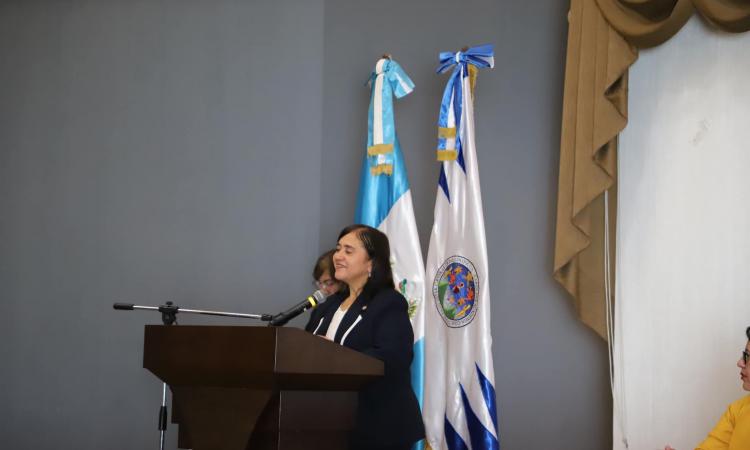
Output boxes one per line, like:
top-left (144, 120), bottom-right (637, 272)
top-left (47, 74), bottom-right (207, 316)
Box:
top-left (312, 249), bottom-right (336, 281)
top-left (746, 326), bottom-right (750, 341)
top-left (337, 224), bottom-right (394, 299)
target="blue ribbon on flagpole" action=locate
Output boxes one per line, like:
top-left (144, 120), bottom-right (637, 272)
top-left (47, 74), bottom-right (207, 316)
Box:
top-left (436, 44), bottom-right (494, 183)
top-left (355, 57), bottom-right (414, 227)
top-left (365, 58), bottom-right (414, 176)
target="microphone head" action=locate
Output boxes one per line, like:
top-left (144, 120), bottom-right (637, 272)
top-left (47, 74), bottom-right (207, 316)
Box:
top-left (312, 290), bottom-right (326, 305)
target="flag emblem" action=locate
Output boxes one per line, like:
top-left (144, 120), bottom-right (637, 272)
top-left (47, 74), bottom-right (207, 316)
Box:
top-left (398, 278), bottom-right (421, 320)
top-left (432, 256), bottom-right (479, 328)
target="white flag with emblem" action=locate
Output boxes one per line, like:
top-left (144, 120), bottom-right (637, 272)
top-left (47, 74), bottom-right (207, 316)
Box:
top-left (423, 44), bottom-right (499, 450)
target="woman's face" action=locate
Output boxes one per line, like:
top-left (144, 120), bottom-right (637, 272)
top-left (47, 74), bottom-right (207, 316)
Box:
top-left (333, 231), bottom-right (372, 287)
top-left (738, 340), bottom-right (750, 391)
top-left (316, 270), bottom-right (341, 297)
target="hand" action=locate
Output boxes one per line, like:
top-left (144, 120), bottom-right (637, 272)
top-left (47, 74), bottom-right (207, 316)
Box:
top-left (665, 446), bottom-right (676, 450)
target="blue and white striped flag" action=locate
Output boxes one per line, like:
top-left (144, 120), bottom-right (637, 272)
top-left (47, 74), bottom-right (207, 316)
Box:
top-left (355, 57), bottom-right (426, 434)
top-left (423, 44), bottom-right (499, 450)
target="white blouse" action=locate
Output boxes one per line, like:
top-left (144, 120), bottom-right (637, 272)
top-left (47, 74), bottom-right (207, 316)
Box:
top-left (324, 307), bottom-right (347, 341)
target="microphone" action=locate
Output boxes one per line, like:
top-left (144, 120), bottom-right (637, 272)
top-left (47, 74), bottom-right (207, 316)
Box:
top-left (268, 290), bottom-right (326, 327)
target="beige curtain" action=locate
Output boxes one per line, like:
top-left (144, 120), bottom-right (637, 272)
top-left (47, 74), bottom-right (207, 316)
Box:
top-left (554, 0), bottom-right (750, 340)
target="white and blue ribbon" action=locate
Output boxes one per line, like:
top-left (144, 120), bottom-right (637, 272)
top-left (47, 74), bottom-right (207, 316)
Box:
top-left (435, 44), bottom-right (494, 203)
top-left (356, 57), bottom-right (415, 225)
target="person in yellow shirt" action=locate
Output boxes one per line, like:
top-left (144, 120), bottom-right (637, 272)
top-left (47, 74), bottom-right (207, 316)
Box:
top-left (665, 326), bottom-right (750, 450)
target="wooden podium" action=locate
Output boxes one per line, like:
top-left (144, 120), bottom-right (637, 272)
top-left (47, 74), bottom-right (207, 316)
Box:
top-left (143, 325), bottom-right (383, 450)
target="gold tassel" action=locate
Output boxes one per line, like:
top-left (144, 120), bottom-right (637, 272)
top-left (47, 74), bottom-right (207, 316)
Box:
top-left (367, 143), bottom-right (394, 156)
top-left (370, 164), bottom-right (393, 176)
top-left (437, 127), bottom-right (456, 139)
top-left (468, 64), bottom-right (478, 100)
top-left (437, 149), bottom-right (458, 161)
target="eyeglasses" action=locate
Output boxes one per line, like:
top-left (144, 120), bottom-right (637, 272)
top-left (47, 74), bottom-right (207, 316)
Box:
top-left (315, 279), bottom-right (338, 289)
top-left (742, 349), bottom-right (749, 365)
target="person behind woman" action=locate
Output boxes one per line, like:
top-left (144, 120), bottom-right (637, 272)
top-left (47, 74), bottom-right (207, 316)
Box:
top-left (665, 326), bottom-right (750, 450)
top-left (305, 224), bottom-right (425, 450)
top-left (312, 249), bottom-right (342, 297)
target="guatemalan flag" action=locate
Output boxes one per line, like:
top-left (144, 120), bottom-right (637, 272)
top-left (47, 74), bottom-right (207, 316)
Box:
top-left (354, 56), bottom-right (426, 435)
top-left (423, 45), bottom-right (499, 450)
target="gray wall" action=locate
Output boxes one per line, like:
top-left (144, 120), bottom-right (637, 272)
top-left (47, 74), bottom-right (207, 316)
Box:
top-left (0, 1), bottom-right (610, 449)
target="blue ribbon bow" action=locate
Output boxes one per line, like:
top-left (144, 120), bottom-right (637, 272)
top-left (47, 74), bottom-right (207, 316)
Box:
top-left (365, 58), bottom-right (414, 176)
top-left (355, 57), bottom-right (414, 226)
top-left (436, 44), bottom-right (494, 172)
top-left (435, 44), bottom-right (493, 202)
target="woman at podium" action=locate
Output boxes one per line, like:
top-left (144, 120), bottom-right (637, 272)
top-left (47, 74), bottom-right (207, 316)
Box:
top-left (305, 224), bottom-right (425, 450)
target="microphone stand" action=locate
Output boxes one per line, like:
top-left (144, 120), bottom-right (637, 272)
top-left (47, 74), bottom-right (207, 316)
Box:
top-left (113, 301), bottom-right (273, 450)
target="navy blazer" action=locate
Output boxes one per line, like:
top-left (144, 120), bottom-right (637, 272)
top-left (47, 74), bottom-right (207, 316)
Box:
top-left (305, 288), bottom-right (425, 447)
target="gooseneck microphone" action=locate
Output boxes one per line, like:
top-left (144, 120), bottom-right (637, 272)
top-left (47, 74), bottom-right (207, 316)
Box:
top-left (268, 290), bottom-right (326, 327)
